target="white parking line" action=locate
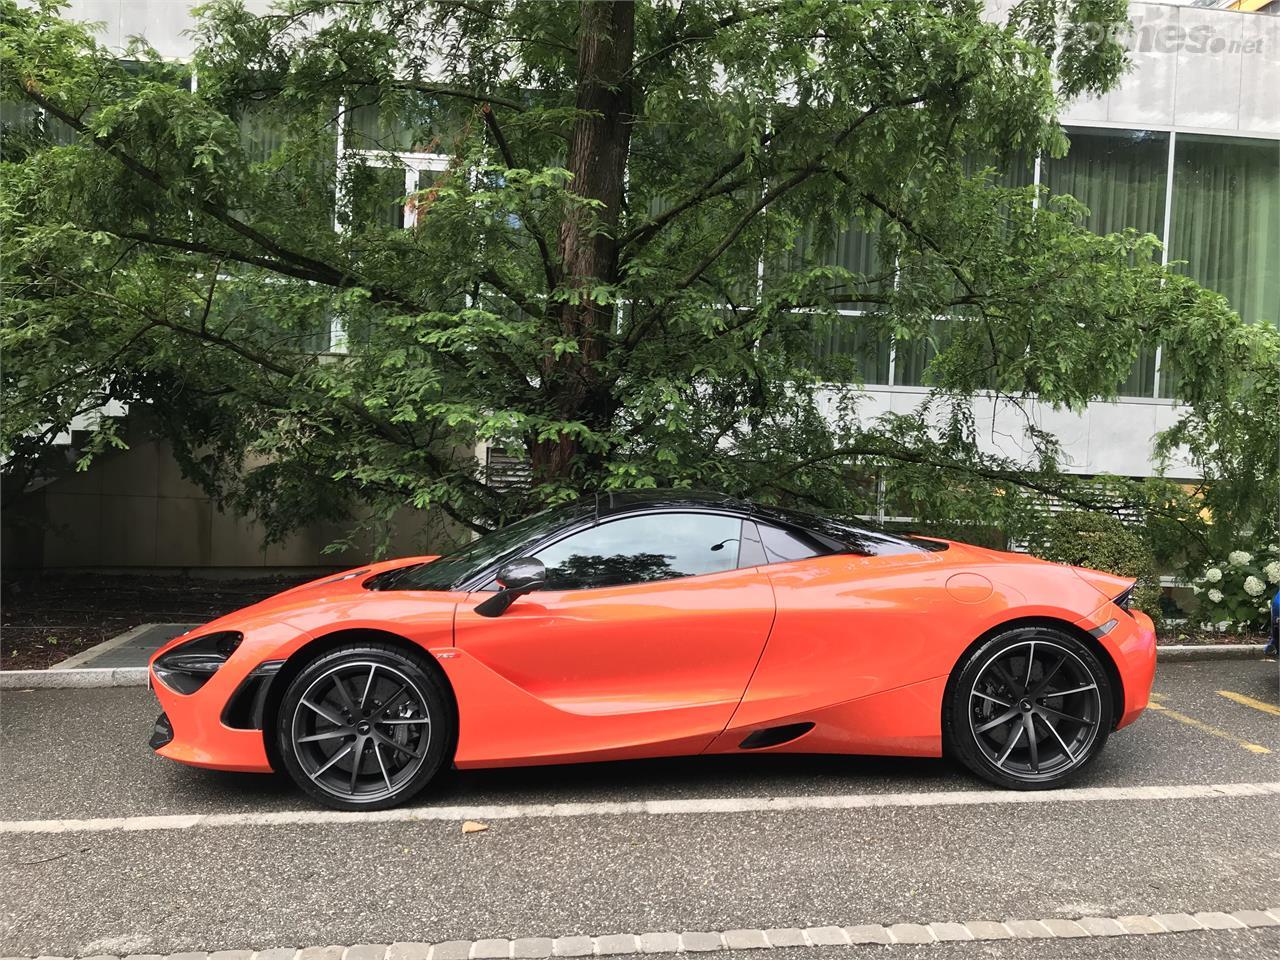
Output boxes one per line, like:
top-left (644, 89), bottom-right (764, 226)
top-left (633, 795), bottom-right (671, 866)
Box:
top-left (3, 781), bottom-right (1278, 836)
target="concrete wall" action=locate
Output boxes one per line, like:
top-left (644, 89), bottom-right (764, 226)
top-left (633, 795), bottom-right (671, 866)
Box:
top-left (1057, 2), bottom-right (1280, 139)
top-left (832, 388), bottom-right (1195, 479)
top-left (4, 425), bottom-right (457, 572)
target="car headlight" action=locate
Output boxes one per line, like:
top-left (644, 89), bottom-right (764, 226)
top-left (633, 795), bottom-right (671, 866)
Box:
top-left (152, 631), bottom-right (243, 694)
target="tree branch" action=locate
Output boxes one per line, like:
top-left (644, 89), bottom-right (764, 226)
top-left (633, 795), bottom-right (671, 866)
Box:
top-left (22, 86), bottom-right (421, 313)
top-left (480, 102), bottom-right (559, 294)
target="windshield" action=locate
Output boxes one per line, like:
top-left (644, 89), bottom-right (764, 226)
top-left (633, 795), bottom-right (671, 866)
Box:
top-left (382, 501), bottom-right (593, 591)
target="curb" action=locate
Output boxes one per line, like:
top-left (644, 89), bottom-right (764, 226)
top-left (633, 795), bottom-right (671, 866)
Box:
top-left (1157, 644), bottom-right (1270, 663)
top-left (48, 622), bottom-right (165, 670)
top-left (1, 645), bottom-right (1271, 689)
top-left (7, 907), bottom-right (1278, 959)
top-left (0, 667), bottom-right (148, 689)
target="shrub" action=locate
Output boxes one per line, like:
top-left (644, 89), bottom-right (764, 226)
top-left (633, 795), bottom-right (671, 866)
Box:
top-left (1037, 511), bottom-right (1162, 624)
top-left (1191, 545), bottom-right (1280, 633)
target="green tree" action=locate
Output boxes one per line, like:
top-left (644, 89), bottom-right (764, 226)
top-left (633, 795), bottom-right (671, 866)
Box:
top-left (1034, 510), bottom-right (1162, 622)
top-left (2, 0), bottom-right (1275, 555)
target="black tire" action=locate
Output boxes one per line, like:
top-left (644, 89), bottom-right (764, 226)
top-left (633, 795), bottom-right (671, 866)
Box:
top-left (277, 643), bottom-right (454, 810)
top-left (944, 626), bottom-right (1114, 790)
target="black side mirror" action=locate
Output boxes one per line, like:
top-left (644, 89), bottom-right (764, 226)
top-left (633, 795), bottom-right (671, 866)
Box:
top-left (474, 558), bottom-right (547, 618)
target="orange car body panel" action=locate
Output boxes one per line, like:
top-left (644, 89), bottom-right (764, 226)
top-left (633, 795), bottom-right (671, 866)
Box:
top-left (450, 566), bottom-right (775, 766)
top-left (149, 541), bottom-right (1156, 775)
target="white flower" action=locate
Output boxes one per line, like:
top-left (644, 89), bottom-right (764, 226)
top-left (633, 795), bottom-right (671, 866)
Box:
top-left (1264, 560), bottom-right (1280, 584)
top-left (1207, 589), bottom-right (1224, 603)
top-left (1228, 550), bottom-right (1252, 566)
top-left (1244, 576), bottom-right (1265, 597)
top-left (1205, 567), bottom-right (1223, 583)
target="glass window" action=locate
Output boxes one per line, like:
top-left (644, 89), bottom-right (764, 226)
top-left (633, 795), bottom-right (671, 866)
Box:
top-left (766, 223), bottom-right (892, 383)
top-left (963, 149), bottom-right (1036, 189)
top-left (1117, 347), bottom-right (1158, 398)
top-left (769, 223), bottom-right (887, 306)
top-left (1035, 129), bottom-right (1172, 397)
top-left (347, 163), bottom-right (409, 229)
top-left (535, 513), bottom-right (744, 590)
top-left (756, 523), bottom-right (824, 563)
top-left (386, 502), bottom-right (596, 591)
top-left (894, 317), bottom-right (960, 387)
top-left (344, 93), bottom-right (469, 155)
top-left (753, 506), bottom-right (945, 557)
top-left (807, 313), bottom-right (891, 384)
top-left (239, 104), bottom-right (288, 164)
top-left (1169, 133), bottom-right (1280, 330)
top-left (1041, 128), bottom-right (1169, 237)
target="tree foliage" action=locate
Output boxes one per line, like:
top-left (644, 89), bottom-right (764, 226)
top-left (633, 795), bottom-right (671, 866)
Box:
top-left (1, 0), bottom-right (1275, 559)
top-left (1034, 510), bottom-right (1161, 622)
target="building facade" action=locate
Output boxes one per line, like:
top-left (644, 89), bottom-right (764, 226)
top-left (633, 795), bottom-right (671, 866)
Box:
top-left (8, 0), bottom-right (1279, 569)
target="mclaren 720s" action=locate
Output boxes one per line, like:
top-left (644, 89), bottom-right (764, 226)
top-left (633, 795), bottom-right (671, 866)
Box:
top-left (148, 491), bottom-right (1156, 809)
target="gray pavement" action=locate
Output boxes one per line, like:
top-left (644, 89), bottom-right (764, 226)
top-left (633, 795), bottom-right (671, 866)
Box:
top-left (0, 659), bottom-right (1277, 957)
top-left (53, 623), bottom-right (198, 670)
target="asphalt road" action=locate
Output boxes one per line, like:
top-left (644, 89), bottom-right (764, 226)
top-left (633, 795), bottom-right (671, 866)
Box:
top-left (1, 658), bottom-right (1278, 957)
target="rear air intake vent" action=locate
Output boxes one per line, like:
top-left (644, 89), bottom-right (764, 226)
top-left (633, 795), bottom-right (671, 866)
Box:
top-left (738, 722), bottom-right (815, 750)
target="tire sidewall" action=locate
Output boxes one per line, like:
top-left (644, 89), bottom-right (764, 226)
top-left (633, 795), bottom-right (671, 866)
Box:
top-left (945, 626), bottom-right (1114, 790)
top-left (277, 643), bottom-right (453, 811)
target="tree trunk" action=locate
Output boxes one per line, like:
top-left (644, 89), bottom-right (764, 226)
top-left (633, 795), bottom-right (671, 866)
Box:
top-left (531, 0), bottom-right (635, 482)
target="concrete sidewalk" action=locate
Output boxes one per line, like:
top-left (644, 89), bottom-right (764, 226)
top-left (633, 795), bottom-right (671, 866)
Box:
top-left (51, 623), bottom-right (199, 671)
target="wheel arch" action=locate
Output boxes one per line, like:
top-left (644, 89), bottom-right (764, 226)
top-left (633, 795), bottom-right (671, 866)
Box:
top-left (259, 627), bottom-right (459, 773)
top-left (941, 615), bottom-right (1125, 753)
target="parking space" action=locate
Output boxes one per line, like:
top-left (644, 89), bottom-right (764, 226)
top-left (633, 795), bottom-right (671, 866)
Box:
top-left (0, 657), bottom-right (1277, 957)
top-left (4, 657), bottom-right (1276, 823)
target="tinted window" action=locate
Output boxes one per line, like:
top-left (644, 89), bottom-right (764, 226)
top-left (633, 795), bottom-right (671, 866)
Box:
top-left (738, 522), bottom-right (767, 566)
top-left (757, 523), bottom-right (826, 563)
top-left (754, 506), bottom-right (945, 557)
top-left (535, 513), bottom-right (743, 590)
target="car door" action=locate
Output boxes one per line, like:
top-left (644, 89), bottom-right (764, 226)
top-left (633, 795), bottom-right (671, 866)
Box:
top-left (452, 511), bottom-right (776, 766)
top-left (720, 520), bottom-right (950, 746)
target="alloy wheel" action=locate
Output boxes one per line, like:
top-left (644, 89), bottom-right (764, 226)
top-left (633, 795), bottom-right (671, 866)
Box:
top-left (290, 660), bottom-right (433, 803)
top-left (968, 639), bottom-right (1103, 782)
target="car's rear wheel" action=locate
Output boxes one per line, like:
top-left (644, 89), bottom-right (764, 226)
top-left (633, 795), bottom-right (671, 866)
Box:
top-left (945, 626), bottom-right (1114, 790)
top-left (277, 643), bottom-right (453, 810)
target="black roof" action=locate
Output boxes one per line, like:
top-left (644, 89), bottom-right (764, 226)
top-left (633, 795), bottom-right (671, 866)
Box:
top-left (592, 489), bottom-right (751, 519)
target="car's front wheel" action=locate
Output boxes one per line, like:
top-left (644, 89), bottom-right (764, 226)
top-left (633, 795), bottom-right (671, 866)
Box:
top-left (277, 643), bottom-right (453, 810)
top-left (945, 626), bottom-right (1114, 790)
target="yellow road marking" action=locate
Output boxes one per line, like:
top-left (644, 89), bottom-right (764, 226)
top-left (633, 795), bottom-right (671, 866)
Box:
top-left (1147, 699), bottom-right (1271, 754)
top-left (1217, 689), bottom-right (1280, 718)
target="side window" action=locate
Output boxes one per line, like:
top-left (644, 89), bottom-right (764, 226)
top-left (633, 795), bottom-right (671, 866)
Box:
top-left (756, 523), bottom-right (827, 564)
top-left (738, 522), bottom-right (767, 567)
top-left (535, 513), bottom-right (744, 590)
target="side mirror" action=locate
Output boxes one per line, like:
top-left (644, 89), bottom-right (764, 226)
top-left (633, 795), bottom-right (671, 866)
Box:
top-left (474, 558), bottom-right (547, 618)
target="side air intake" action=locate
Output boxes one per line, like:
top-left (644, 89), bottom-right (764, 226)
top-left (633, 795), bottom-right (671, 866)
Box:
top-left (738, 722), bottom-right (815, 750)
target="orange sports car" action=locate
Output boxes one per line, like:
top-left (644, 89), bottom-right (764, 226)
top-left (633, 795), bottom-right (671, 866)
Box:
top-left (148, 491), bottom-right (1156, 809)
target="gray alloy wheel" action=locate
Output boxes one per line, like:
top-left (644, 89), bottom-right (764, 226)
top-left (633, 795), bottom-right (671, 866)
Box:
top-left (278, 644), bottom-right (452, 810)
top-left (947, 627), bottom-right (1114, 790)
